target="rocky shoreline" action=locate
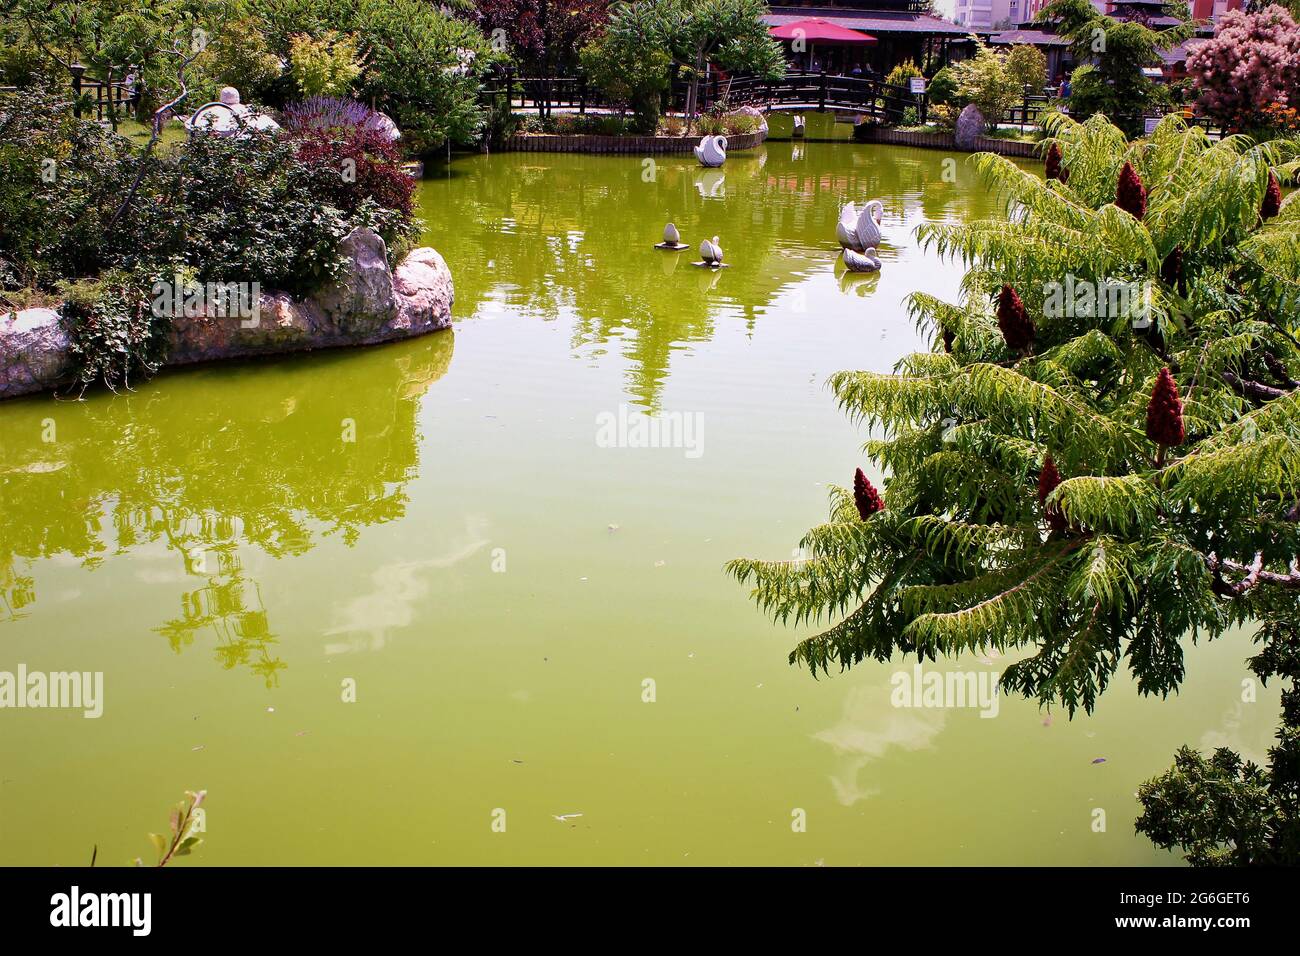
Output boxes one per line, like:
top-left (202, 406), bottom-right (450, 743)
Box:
top-left (0, 227), bottom-right (454, 401)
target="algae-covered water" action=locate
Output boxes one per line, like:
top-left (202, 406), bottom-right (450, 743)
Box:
top-left (0, 137), bottom-right (1277, 865)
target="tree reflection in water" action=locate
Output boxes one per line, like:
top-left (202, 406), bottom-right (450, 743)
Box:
top-left (418, 145), bottom-right (992, 411)
top-left (0, 332), bottom-right (455, 682)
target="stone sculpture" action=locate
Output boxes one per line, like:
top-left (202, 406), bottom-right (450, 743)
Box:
top-left (836, 200), bottom-right (884, 253)
top-left (186, 87), bottom-right (281, 137)
top-left (697, 236), bottom-right (725, 268)
top-left (655, 223), bottom-right (689, 250)
top-left (842, 247), bottom-right (882, 273)
top-left (694, 134), bottom-right (727, 167)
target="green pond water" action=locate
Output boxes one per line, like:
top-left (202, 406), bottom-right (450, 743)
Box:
top-left (0, 135), bottom-right (1279, 866)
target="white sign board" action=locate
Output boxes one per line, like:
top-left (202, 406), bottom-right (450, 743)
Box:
top-left (1144, 116), bottom-right (1160, 134)
top-left (909, 77), bottom-right (926, 94)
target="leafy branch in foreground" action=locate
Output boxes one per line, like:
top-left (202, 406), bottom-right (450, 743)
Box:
top-left (134, 789), bottom-right (205, 867)
top-left (729, 113), bottom-right (1300, 863)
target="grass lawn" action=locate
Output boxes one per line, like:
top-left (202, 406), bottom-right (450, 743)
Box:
top-left (114, 118), bottom-right (189, 152)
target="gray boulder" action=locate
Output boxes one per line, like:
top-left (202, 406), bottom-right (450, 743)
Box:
top-left (0, 308), bottom-right (72, 399)
top-left (954, 104), bottom-right (986, 151)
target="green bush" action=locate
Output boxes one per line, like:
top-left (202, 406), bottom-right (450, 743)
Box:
top-left (696, 112), bottom-right (726, 135)
top-left (1004, 44), bottom-right (1047, 92)
top-left (0, 87), bottom-right (422, 390)
top-left (885, 59), bottom-right (923, 89)
top-left (288, 31), bottom-right (364, 98)
top-left (579, 29), bottom-right (671, 135)
top-left (58, 265), bottom-right (171, 392)
top-left (951, 42), bottom-right (1021, 130)
top-left (722, 114), bottom-right (759, 135)
top-left (658, 115), bottom-right (685, 136)
top-left (926, 67), bottom-right (960, 108)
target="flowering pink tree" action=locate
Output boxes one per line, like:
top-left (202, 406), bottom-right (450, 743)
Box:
top-left (1187, 5), bottom-right (1300, 132)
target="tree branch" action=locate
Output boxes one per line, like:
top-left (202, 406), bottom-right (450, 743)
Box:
top-left (1264, 352), bottom-right (1299, 389)
top-left (1223, 370), bottom-right (1290, 403)
top-left (1207, 551), bottom-right (1300, 594)
top-left (106, 42), bottom-right (199, 230)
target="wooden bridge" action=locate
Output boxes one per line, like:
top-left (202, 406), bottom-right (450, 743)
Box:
top-left (708, 72), bottom-right (921, 124)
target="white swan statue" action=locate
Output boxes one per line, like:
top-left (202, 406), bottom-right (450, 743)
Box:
top-left (836, 199), bottom-right (884, 252)
top-left (655, 222), bottom-right (688, 250)
top-left (698, 236), bottom-right (724, 267)
top-left (836, 202), bottom-right (859, 250)
top-left (842, 247), bottom-right (882, 273)
top-left (694, 134), bottom-right (727, 168)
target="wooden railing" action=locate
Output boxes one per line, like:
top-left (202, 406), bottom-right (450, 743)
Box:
top-left (480, 71), bottom-right (1228, 138)
top-left (71, 73), bottom-right (136, 123)
top-left (482, 69), bottom-right (923, 125)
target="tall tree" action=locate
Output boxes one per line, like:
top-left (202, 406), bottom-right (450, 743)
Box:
top-left (1037, 0), bottom-right (1193, 135)
top-left (729, 113), bottom-right (1300, 861)
top-left (596, 0), bottom-right (782, 124)
top-left (473, 0), bottom-right (609, 74)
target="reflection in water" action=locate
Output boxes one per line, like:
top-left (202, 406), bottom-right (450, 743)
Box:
top-left (323, 513), bottom-right (490, 654)
top-left (0, 333), bottom-right (455, 680)
top-left (816, 682), bottom-right (947, 806)
top-left (837, 268), bottom-right (883, 297)
top-left (418, 143), bottom-right (1015, 410)
top-left (695, 168), bottom-right (727, 200)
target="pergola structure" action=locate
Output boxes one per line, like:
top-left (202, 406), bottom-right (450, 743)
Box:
top-left (764, 3), bottom-right (976, 77)
top-left (769, 17), bottom-right (878, 72)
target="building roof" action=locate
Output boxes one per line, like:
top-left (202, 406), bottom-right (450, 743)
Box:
top-left (1159, 38), bottom-right (1207, 65)
top-left (988, 29), bottom-right (1072, 46)
top-left (765, 7), bottom-right (976, 35)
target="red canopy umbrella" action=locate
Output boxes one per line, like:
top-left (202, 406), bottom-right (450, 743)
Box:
top-left (768, 18), bottom-right (877, 45)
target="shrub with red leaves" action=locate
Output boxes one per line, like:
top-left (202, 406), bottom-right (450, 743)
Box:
top-left (997, 284), bottom-right (1034, 354)
top-left (1116, 161), bottom-right (1147, 220)
top-left (1262, 170), bottom-right (1282, 221)
top-left (1037, 452), bottom-right (1067, 533)
top-left (853, 468), bottom-right (885, 519)
top-left (291, 127), bottom-right (416, 221)
top-left (1146, 367), bottom-right (1186, 448)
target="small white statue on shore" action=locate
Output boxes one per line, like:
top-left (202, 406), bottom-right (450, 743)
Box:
top-left (842, 247), bottom-right (882, 273)
top-left (793, 115), bottom-right (806, 138)
top-left (697, 236), bottom-right (725, 268)
top-left (186, 87), bottom-right (280, 137)
top-left (836, 200), bottom-right (884, 253)
top-left (655, 222), bottom-right (689, 250)
top-left (694, 134), bottom-right (727, 167)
